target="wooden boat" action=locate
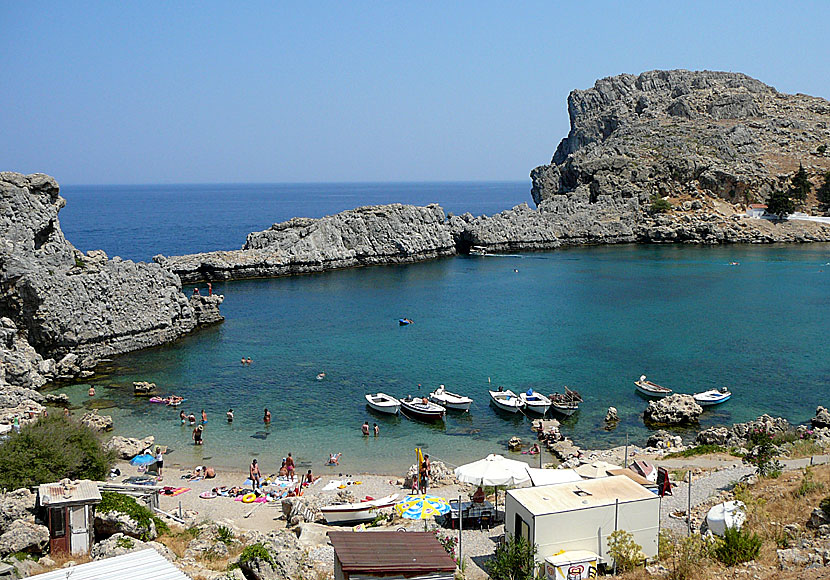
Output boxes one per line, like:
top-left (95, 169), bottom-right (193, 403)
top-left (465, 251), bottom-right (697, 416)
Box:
top-left (320, 493), bottom-right (400, 524)
top-left (400, 396), bottom-right (445, 421)
top-left (549, 387), bottom-right (583, 417)
top-left (364, 393), bottom-right (401, 415)
top-left (469, 245), bottom-right (487, 256)
top-left (634, 375), bottom-right (672, 398)
top-left (399, 318), bottom-right (413, 325)
top-left (489, 389), bottom-right (523, 413)
top-left (693, 387), bottom-right (731, 407)
top-left (429, 385), bottom-right (473, 412)
top-left (519, 390), bottom-right (551, 415)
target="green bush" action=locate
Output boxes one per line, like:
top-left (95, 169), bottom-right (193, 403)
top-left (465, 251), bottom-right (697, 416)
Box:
top-left (99, 491), bottom-right (169, 540)
top-left (239, 543), bottom-right (274, 567)
top-left (794, 467), bottom-right (825, 498)
top-left (216, 525), bottom-right (235, 545)
top-left (0, 414), bottom-right (115, 489)
top-left (743, 428), bottom-right (782, 478)
top-left (650, 195), bottom-right (672, 214)
top-left (819, 495), bottom-right (830, 515)
top-left (608, 529), bottom-right (645, 572)
top-left (713, 526), bottom-right (762, 566)
top-left (485, 535), bottom-right (538, 580)
top-left (665, 444), bottom-right (730, 459)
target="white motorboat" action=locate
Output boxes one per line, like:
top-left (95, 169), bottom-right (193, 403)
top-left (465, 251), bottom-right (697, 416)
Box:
top-left (519, 389), bottom-right (551, 415)
top-left (429, 385), bottom-right (473, 412)
top-left (489, 389), bottom-right (523, 413)
top-left (549, 386), bottom-right (583, 417)
top-left (364, 393), bottom-right (401, 415)
top-left (320, 493), bottom-right (399, 524)
top-left (634, 375), bottom-right (673, 398)
top-left (469, 245), bottom-right (487, 256)
top-left (693, 387), bottom-right (732, 407)
top-left (400, 396), bottom-right (445, 421)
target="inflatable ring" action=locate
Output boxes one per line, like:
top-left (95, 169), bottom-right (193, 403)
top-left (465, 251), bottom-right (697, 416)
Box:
top-left (199, 491), bottom-right (217, 499)
top-left (241, 493), bottom-right (257, 503)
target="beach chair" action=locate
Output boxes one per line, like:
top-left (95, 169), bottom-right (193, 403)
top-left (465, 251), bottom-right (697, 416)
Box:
top-left (657, 467), bottom-right (673, 496)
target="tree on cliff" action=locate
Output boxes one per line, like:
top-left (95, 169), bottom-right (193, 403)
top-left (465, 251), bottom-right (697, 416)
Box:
top-left (817, 171), bottom-right (830, 207)
top-left (765, 190), bottom-right (796, 219)
top-left (790, 164), bottom-right (811, 203)
top-left (0, 414), bottom-right (115, 489)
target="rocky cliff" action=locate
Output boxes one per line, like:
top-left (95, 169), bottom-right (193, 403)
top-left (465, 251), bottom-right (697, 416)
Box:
top-left (155, 203), bottom-right (457, 282)
top-left (0, 172), bottom-right (223, 397)
top-left (531, 69), bottom-right (830, 242)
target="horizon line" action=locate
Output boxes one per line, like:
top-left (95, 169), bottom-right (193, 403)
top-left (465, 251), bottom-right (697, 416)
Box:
top-left (60, 178), bottom-right (532, 188)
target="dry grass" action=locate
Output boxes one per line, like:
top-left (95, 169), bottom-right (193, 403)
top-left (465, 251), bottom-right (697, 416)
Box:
top-left (37, 551), bottom-right (93, 573)
top-left (786, 439), bottom-right (826, 459)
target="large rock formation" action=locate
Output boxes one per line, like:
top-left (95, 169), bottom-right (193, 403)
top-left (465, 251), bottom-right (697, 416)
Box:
top-left (643, 394), bottom-right (703, 425)
top-left (0, 172), bottom-right (223, 394)
top-left (531, 70), bottom-right (830, 243)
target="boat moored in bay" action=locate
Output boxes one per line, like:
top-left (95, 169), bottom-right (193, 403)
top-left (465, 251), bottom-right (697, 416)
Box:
top-left (635, 375), bottom-right (673, 398)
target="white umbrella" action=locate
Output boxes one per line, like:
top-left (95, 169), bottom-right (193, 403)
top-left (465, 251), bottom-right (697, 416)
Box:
top-left (454, 454), bottom-right (531, 520)
top-left (574, 461), bottom-right (622, 479)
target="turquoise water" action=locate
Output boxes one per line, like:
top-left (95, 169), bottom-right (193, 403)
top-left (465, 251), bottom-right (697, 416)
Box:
top-left (54, 243), bottom-right (830, 475)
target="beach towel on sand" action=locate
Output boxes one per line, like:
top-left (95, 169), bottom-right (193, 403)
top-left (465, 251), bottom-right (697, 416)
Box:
top-left (322, 480), bottom-right (342, 491)
top-left (234, 495), bottom-right (268, 503)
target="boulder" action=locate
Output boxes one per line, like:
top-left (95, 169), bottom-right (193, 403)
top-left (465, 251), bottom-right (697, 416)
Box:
top-left (81, 410), bottom-right (113, 432)
top-left (695, 426), bottom-right (730, 446)
top-left (548, 438), bottom-right (581, 461)
top-left (94, 508), bottom-right (157, 540)
top-left (0, 520), bottom-right (49, 556)
top-left (0, 488), bottom-right (37, 534)
top-left (132, 381), bottom-right (157, 395)
top-left (643, 394), bottom-right (702, 425)
top-left (237, 530), bottom-right (306, 580)
top-left (605, 407), bottom-right (619, 422)
top-left (812, 406), bottom-right (830, 429)
top-left (105, 435), bottom-right (155, 459)
top-left (646, 430), bottom-right (683, 449)
top-left (295, 522), bottom-right (335, 549)
top-left (90, 533), bottom-right (175, 561)
top-left (508, 436), bottom-right (522, 451)
top-left (403, 459), bottom-right (456, 489)
top-left (777, 547), bottom-right (823, 570)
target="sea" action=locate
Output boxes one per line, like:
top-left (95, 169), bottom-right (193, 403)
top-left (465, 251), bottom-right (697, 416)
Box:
top-left (53, 182), bottom-right (830, 475)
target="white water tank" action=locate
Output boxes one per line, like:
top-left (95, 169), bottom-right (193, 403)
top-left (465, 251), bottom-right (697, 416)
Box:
top-left (706, 500), bottom-right (746, 536)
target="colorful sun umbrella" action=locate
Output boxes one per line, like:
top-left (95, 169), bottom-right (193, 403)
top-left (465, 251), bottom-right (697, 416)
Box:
top-left (129, 453), bottom-right (156, 466)
top-left (395, 494), bottom-right (451, 520)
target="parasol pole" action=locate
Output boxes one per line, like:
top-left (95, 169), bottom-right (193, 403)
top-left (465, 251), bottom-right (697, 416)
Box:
top-left (458, 493), bottom-right (463, 566)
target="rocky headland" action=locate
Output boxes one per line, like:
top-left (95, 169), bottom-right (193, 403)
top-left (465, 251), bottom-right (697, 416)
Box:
top-left (158, 69), bottom-right (830, 284)
top-left (0, 172), bottom-right (223, 412)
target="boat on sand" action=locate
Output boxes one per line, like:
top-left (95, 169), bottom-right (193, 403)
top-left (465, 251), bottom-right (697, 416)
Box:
top-left (634, 375), bottom-right (673, 398)
top-left (320, 494), bottom-right (399, 524)
top-left (400, 396), bottom-right (445, 421)
top-left (364, 393), bottom-right (401, 415)
top-left (489, 389), bottom-right (523, 413)
top-left (519, 389), bottom-right (551, 415)
top-left (429, 385), bottom-right (473, 412)
top-left (693, 387), bottom-right (731, 406)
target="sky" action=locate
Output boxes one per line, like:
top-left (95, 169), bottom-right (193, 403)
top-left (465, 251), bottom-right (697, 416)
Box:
top-left (2, 1), bottom-right (829, 185)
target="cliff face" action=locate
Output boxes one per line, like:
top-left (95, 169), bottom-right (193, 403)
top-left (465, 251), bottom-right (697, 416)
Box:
top-left (531, 70), bottom-right (830, 242)
top-left (0, 172), bottom-right (223, 394)
top-left (156, 203), bottom-right (457, 282)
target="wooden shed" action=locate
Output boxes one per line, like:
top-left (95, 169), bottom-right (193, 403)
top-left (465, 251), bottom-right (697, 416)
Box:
top-left (329, 531), bottom-right (457, 580)
top-left (37, 480), bottom-right (102, 555)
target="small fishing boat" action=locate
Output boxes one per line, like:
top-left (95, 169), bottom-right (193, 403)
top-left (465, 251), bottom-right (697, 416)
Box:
top-left (469, 245), bottom-right (487, 256)
top-left (316, 372), bottom-right (326, 381)
top-left (549, 386), bottom-right (583, 416)
top-left (320, 493), bottom-right (399, 524)
top-left (634, 375), bottom-right (673, 398)
top-left (489, 389), bottom-right (523, 413)
top-left (693, 387), bottom-right (732, 407)
top-left (399, 396), bottom-right (445, 421)
top-left (429, 385), bottom-right (473, 412)
top-left (364, 393), bottom-right (401, 415)
top-left (399, 318), bottom-right (413, 325)
top-left (519, 389), bottom-right (551, 415)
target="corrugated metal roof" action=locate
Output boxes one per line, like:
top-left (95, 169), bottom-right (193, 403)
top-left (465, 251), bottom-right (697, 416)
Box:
top-left (29, 549), bottom-right (190, 580)
top-left (38, 480), bottom-right (102, 506)
top-left (329, 531), bottom-right (457, 573)
top-left (507, 475), bottom-right (657, 515)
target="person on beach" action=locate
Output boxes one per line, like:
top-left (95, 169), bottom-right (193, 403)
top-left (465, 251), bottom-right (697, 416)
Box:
top-left (201, 409), bottom-right (208, 424)
top-left (193, 287), bottom-right (200, 296)
top-left (286, 453), bottom-right (295, 479)
top-left (362, 421), bottom-right (370, 436)
top-left (472, 486), bottom-right (486, 503)
top-left (155, 446), bottom-right (164, 480)
top-left (227, 408), bottom-right (234, 422)
top-left (193, 424), bottom-right (204, 445)
top-left (207, 282), bottom-right (212, 296)
top-left (88, 386), bottom-right (95, 396)
top-left (188, 412), bottom-right (196, 425)
top-left (419, 454), bottom-right (431, 494)
top-left (373, 423), bottom-right (379, 436)
top-left (303, 469), bottom-right (319, 486)
top-left (64, 407), bottom-right (70, 418)
top-left (250, 458), bottom-right (261, 490)
top-left (12, 415), bottom-right (20, 433)
top-left (278, 458), bottom-right (288, 477)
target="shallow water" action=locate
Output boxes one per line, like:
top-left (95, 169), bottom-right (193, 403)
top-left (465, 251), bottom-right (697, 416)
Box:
top-left (53, 241), bottom-right (830, 475)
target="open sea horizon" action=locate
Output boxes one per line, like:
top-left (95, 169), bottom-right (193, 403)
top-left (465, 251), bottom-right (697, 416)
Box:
top-left (53, 182), bottom-right (830, 476)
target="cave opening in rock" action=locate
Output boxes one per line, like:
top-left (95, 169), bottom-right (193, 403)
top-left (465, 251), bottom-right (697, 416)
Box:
top-left (34, 220), bottom-right (55, 250)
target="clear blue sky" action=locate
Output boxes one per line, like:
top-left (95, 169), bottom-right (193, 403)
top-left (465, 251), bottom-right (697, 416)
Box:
top-left (2, 1), bottom-right (829, 184)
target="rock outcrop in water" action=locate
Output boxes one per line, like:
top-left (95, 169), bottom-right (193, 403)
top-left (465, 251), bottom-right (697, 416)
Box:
top-left (0, 172), bottom-right (223, 395)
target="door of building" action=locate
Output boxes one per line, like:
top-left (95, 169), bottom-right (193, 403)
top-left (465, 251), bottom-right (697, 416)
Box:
top-left (69, 505), bottom-right (89, 555)
top-left (48, 507), bottom-right (69, 554)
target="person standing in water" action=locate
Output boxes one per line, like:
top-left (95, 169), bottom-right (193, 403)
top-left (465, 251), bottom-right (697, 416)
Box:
top-left (227, 409), bottom-right (234, 422)
top-left (201, 409), bottom-right (207, 424)
top-left (373, 423), bottom-right (379, 436)
top-left (361, 421), bottom-right (370, 436)
top-left (263, 408), bottom-right (271, 423)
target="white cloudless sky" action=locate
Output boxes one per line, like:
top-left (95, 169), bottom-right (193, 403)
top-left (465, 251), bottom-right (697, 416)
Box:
top-left (1, 1), bottom-right (828, 184)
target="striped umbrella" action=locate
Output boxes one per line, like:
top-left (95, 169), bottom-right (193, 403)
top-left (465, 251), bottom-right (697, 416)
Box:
top-left (395, 494), bottom-right (451, 520)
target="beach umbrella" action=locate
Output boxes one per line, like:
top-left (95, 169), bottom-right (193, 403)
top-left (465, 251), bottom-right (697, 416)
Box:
top-left (454, 454), bottom-right (531, 487)
top-left (129, 453), bottom-right (156, 466)
top-left (574, 461), bottom-right (622, 479)
top-left (395, 494), bottom-right (451, 520)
